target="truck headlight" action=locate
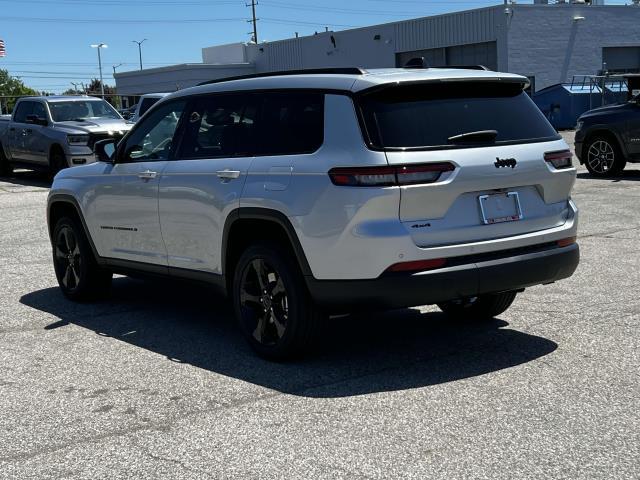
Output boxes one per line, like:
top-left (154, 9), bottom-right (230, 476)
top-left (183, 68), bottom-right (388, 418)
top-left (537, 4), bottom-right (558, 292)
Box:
top-left (576, 121), bottom-right (584, 131)
top-left (67, 134), bottom-right (89, 145)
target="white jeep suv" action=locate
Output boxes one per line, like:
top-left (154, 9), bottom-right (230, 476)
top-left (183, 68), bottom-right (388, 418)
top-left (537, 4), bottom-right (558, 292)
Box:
top-left (47, 67), bottom-right (579, 359)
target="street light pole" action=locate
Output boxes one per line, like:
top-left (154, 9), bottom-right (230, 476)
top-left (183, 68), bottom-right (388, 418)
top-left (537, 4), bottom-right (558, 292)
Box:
top-left (112, 63), bottom-right (123, 75)
top-left (132, 39), bottom-right (147, 70)
top-left (90, 43), bottom-right (108, 98)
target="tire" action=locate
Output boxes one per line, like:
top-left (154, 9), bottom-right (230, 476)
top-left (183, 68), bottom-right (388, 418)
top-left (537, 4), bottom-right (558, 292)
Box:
top-left (49, 149), bottom-right (68, 178)
top-left (438, 291), bottom-right (518, 321)
top-left (52, 216), bottom-right (112, 301)
top-left (0, 143), bottom-right (12, 177)
top-left (232, 242), bottom-right (323, 360)
top-left (584, 136), bottom-right (626, 177)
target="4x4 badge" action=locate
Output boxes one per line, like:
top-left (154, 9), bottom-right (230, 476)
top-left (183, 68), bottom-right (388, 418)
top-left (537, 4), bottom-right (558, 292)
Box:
top-left (495, 157), bottom-right (517, 169)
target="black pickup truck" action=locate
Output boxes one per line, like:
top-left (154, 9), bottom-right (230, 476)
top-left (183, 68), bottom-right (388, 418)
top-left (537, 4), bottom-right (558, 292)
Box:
top-left (575, 94), bottom-right (640, 176)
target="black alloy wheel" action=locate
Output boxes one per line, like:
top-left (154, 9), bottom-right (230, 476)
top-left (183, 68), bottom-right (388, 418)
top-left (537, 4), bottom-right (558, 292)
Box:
top-left (52, 216), bottom-right (112, 301)
top-left (233, 243), bottom-right (322, 359)
top-left (54, 224), bottom-right (83, 292)
top-left (585, 137), bottom-right (626, 176)
top-left (239, 258), bottom-right (290, 346)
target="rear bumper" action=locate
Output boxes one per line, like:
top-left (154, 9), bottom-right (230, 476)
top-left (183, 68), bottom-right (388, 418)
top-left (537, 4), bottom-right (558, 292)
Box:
top-left (306, 242), bottom-right (579, 311)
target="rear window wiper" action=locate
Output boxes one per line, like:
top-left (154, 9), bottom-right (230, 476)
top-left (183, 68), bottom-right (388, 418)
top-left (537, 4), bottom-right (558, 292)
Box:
top-left (447, 130), bottom-right (498, 144)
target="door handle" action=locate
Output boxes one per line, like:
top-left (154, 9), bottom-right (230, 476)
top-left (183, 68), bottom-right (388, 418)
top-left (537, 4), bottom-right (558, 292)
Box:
top-left (137, 170), bottom-right (158, 180)
top-left (9, 127), bottom-right (15, 132)
top-left (216, 169), bottom-right (241, 180)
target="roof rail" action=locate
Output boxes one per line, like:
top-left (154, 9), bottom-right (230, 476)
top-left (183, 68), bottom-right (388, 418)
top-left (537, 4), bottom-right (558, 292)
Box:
top-left (442, 65), bottom-right (491, 71)
top-left (197, 67), bottom-right (367, 86)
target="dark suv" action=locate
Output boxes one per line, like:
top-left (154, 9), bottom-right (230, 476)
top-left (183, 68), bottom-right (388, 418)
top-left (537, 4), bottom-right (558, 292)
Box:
top-left (575, 94), bottom-right (640, 176)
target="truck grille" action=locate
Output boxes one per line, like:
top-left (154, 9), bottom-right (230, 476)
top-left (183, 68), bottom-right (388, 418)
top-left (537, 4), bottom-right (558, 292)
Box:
top-left (88, 132), bottom-right (125, 150)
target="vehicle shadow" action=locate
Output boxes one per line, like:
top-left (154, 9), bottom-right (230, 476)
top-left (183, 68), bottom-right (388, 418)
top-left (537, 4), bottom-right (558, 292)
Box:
top-left (21, 277), bottom-right (558, 398)
top-left (0, 169), bottom-right (51, 188)
top-left (577, 169), bottom-right (640, 182)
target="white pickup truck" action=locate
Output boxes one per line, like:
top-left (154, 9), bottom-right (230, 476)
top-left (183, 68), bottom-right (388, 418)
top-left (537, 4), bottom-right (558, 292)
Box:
top-left (0, 95), bottom-right (132, 176)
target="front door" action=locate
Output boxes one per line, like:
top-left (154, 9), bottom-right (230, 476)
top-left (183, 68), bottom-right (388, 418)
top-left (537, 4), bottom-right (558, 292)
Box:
top-left (159, 94), bottom-right (258, 274)
top-left (89, 99), bottom-right (187, 266)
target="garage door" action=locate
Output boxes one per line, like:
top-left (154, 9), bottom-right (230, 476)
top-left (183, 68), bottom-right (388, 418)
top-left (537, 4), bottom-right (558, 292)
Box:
top-left (603, 47), bottom-right (640, 73)
top-left (396, 41), bottom-right (497, 70)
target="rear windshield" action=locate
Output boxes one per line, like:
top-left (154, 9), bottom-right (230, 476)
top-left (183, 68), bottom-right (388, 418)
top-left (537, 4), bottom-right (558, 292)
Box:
top-left (358, 82), bottom-right (559, 150)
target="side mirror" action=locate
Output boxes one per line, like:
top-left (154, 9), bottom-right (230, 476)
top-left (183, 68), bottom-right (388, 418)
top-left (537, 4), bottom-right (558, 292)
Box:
top-left (25, 114), bottom-right (48, 126)
top-left (94, 138), bottom-right (117, 163)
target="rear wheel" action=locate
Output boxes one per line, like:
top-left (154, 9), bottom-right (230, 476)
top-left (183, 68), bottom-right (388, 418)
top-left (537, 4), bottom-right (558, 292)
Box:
top-left (584, 136), bottom-right (626, 177)
top-left (232, 243), bottom-right (323, 360)
top-left (52, 216), bottom-right (112, 301)
top-left (0, 144), bottom-right (12, 176)
top-left (438, 291), bottom-right (517, 321)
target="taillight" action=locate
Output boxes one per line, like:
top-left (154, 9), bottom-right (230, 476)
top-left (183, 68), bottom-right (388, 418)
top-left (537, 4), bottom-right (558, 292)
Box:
top-left (545, 150), bottom-right (573, 170)
top-left (385, 258), bottom-right (447, 273)
top-left (329, 163), bottom-right (454, 187)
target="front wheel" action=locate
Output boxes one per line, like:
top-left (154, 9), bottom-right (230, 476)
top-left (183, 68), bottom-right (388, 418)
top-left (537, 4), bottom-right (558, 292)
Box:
top-left (52, 216), bottom-right (112, 301)
top-left (232, 243), bottom-right (323, 360)
top-left (438, 291), bottom-right (518, 321)
top-left (49, 150), bottom-right (68, 178)
top-left (584, 136), bottom-right (626, 177)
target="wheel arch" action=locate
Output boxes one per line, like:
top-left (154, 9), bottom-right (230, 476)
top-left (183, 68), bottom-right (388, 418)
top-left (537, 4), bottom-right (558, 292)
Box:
top-left (47, 194), bottom-right (101, 263)
top-left (222, 208), bottom-right (313, 291)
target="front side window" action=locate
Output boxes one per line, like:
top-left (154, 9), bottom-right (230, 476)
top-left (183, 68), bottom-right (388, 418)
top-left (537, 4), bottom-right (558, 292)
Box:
top-left (121, 100), bottom-right (186, 162)
top-left (31, 102), bottom-right (47, 120)
top-left (256, 92), bottom-right (324, 155)
top-left (178, 94), bottom-right (257, 159)
top-left (359, 81), bottom-right (559, 150)
top-left (13, 102), bottom-right (34, 123)
top-left (49, 100), bottom-right (121, 122)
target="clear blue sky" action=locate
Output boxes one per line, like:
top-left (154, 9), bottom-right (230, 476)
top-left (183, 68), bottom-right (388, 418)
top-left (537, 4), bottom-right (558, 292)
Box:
top-left (0, 0), bottom-right (627, 93)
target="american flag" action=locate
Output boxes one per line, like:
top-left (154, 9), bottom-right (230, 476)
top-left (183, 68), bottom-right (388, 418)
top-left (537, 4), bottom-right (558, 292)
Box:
top-left (0, 39), bottom-right (5, 57)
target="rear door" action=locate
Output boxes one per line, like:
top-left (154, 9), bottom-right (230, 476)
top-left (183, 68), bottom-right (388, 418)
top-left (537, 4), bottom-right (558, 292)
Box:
top-left (158, 93), bottom-right (258, 274)
top-left (358, 81), bottom-right (576, 247)
top-left (626, 103), bottom-right (640, 158)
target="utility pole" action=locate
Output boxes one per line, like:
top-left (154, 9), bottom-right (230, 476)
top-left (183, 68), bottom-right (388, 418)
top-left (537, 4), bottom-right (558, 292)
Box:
top-left (246, 0), bottom-right (258, 43)
top-left (132, 39), bottom-right (147, 70)
top-left (91, 43), bottom-right (108, 98)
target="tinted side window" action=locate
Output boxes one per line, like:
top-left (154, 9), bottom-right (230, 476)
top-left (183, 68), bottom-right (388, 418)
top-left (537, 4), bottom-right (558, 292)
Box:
top-left (32, 102), bottom-right (47, 120)
top-left (178, 94), bottom-right (257, 159)
top-left (121, 100), bottom-right (186, 162)
top-left (257, 92), bottom-right (324, 156)
top-left (139, 97), bottom-right (161, 118)
top-left (13, 102), bottom-right (34, 123)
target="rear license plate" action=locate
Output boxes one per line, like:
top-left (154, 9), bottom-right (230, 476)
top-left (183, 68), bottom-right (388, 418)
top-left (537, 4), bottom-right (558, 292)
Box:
top-left (478, 192), bottom-right (523, 225)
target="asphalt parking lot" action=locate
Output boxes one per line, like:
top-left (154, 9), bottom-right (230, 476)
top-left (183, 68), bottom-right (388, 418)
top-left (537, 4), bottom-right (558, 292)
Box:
top-left (0, 131), bottom-right (638, 479)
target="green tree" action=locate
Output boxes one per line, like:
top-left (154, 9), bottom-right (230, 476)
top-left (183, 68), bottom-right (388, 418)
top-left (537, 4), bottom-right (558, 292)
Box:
top-left (0, 69), bottom-right (38, 113)
top-left (86, 78), bottom-right (120, 108)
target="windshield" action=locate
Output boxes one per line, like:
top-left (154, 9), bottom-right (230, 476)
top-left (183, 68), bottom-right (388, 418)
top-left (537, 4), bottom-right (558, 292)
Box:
top-left (359, 81), bottom-right (560, 150)
top-left (49, 100), bottom-right (121, 122)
